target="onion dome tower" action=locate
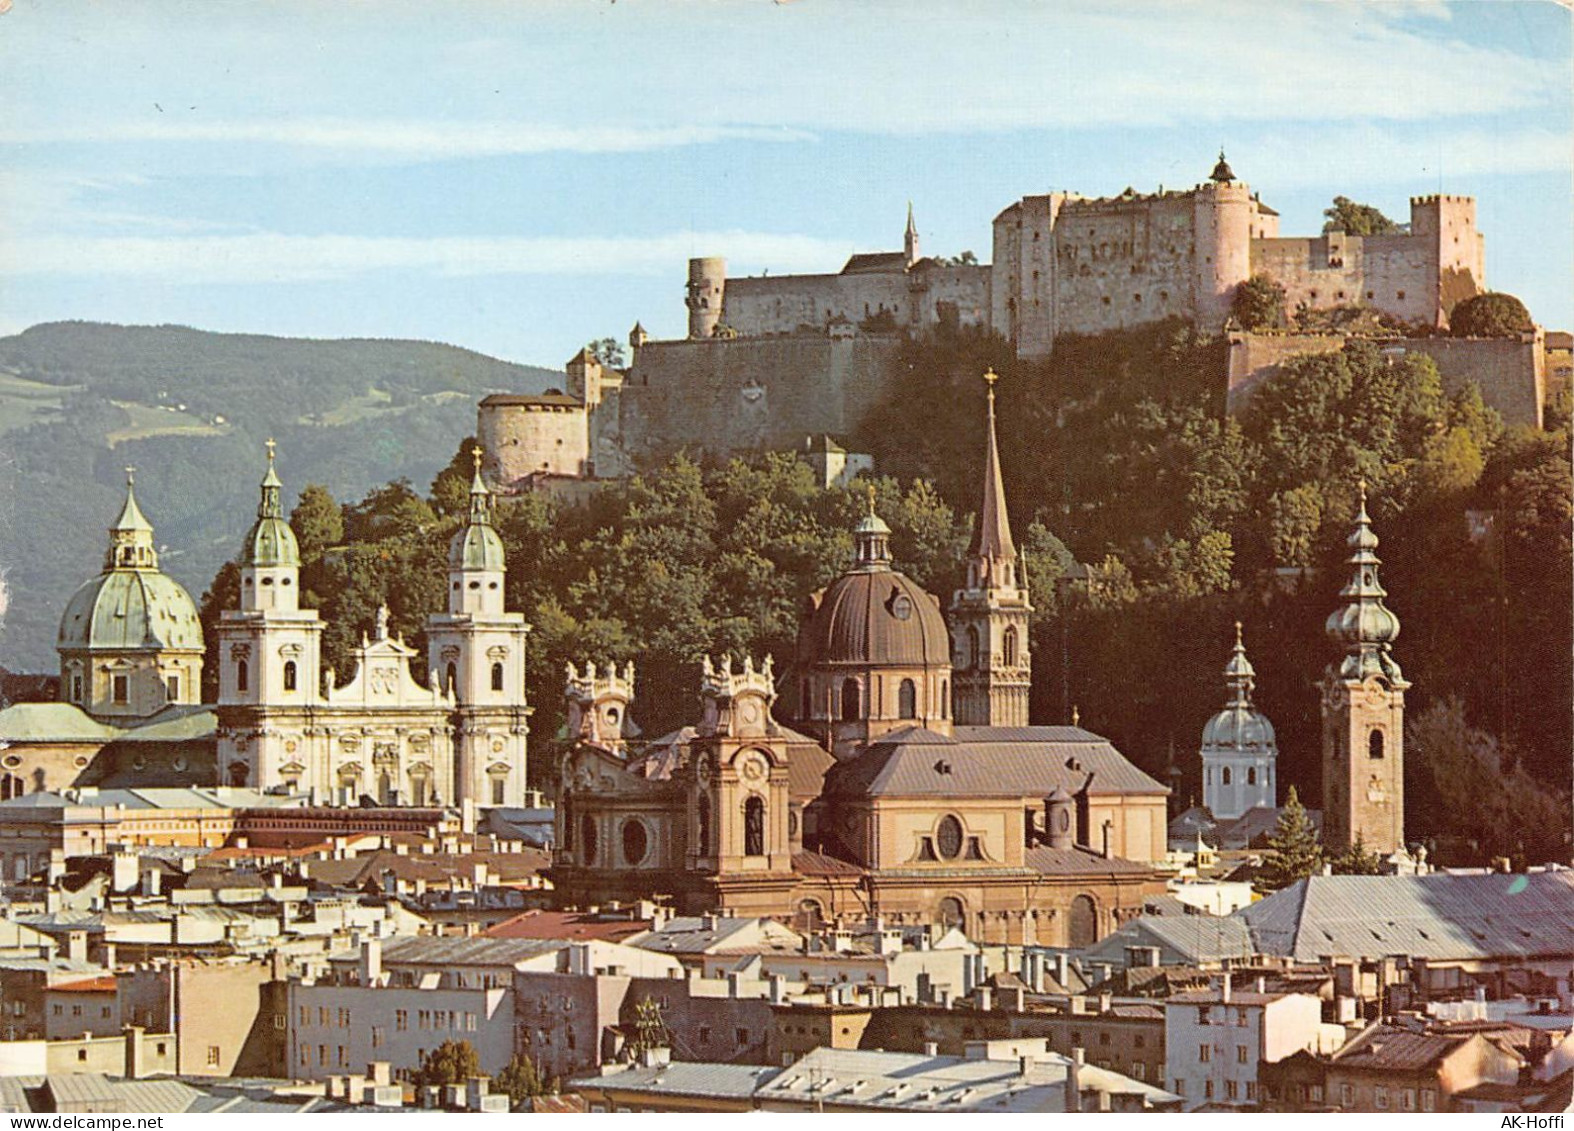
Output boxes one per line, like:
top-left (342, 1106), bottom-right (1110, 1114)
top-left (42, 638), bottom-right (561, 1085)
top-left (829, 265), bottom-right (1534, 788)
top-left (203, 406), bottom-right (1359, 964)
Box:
top-left (950, 368), bottom-right (1033, 727)
top-left (1200, 623), bottom-right (1277, 819)
top-left (794, 488), bottom-right (952, 756)
top-left (1320, 481), bottom-right (1409, 854)
top-left (426, 445), bottom-right (532, 806)
top-left (57, 469), bottom-right (204, 720)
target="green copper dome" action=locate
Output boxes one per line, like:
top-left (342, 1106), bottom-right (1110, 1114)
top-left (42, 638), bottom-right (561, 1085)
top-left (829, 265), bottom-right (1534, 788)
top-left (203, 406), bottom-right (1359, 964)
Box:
top-left (58, 475), bottom-right (203, 652)
top-left (243, 443), bottom-right (300, 568)
top-left (1201, 623), bottom-right (1276, 751)
top-left (58, 570), bottom-right (204, 651)
top-left (449, 448), bottom-right (506, 571)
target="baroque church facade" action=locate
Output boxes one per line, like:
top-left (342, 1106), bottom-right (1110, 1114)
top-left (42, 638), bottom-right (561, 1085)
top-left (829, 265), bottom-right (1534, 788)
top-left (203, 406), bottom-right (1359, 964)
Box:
top-left (550, 377), bottom-right (1171, 946)
top-left (215, 445), bottom-right (531, 807)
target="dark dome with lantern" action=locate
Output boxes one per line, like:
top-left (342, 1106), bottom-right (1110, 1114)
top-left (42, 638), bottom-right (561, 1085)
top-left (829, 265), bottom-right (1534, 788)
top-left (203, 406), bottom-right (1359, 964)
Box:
top-left (795, 507), bottom-right (951, 669)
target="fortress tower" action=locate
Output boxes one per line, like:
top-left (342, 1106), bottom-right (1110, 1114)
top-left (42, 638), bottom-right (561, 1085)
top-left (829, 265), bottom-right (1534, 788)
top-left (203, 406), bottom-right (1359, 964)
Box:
top-left (686, 256), bottom-right (726, 339)
top-left (1320, 482), bottom-right (1409, 855)
top-left (1192, 152), bottom-right (1255, 332)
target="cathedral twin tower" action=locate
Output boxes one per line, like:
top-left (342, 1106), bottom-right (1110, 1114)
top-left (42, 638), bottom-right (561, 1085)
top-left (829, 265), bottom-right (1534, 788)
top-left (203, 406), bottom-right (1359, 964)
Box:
top-left (213, 445), bottom-right (531, 808)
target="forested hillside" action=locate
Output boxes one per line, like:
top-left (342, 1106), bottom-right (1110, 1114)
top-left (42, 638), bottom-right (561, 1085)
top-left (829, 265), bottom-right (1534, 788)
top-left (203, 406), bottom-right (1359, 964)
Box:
top-left (0, 322), bottom-right (557, 671)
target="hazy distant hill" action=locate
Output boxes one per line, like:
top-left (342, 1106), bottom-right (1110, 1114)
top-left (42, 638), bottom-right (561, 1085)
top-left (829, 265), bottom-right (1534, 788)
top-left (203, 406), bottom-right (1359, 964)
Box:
top-left (0, 321), bottom-right (559, 672)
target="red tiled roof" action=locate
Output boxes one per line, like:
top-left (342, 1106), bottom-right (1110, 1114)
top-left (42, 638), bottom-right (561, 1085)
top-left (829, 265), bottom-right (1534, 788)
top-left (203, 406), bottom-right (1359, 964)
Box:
top-left (483, 909), bottom-right (649, 942)
top-left (51, 976), bottom-right (117, 993)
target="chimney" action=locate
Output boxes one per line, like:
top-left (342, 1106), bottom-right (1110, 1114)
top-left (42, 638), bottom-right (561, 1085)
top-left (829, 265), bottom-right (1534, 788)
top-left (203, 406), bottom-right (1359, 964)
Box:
top-left (1221, 972), bottom-right (1232, 1004)
top-left (1066, 1048), bottom-right (1084, 1113)
top-left (924, 1041), bottom-right (939, 1057)
top-left (124, 1025), bottom-right (147, 1079)
top-left (1069, 995), bottom-right (1088, 1016)
top-left (368, 1062), bottom-right (392, 1086)
top-left (1255, 976), bottom-right (1266, 994)
top-left (1054, 953), bottom-right (1070, 988)
top-left (726, 972), bottom-right (741, 998)
top-left (66, 930), bottom-right (89, 966)
top-left (976, 986), bottom-right (993, 1012)
top-left (359, 938), bottom-right (382, 986)
top-left (768, 974), bottom-right (787, 1004)
top-left (1002, 986), bottom-right (1026, 1013)
top-left (1098, 991), bottom-right (1113, 1014)
top-left (1100, 820), bottom-right (1113, 860)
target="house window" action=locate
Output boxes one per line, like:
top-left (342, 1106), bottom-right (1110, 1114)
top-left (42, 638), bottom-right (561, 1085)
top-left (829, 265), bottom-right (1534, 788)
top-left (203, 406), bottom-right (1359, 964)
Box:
top-left (113, 675), bottom-right (129, 704)
top-left (736, 1028), bottom-right (749, 1046)
top-left (492, 777), bottom-right (505, 805)
top-left (1340, 1084), bottom-right (1354, 1107)
top-left (898, 679), bottom-right (917, 720)
top-left (395, 1010), bottom-right (408, 1032)
top-left (1199, 1044), bottom-right (1211, 1062)
top-left (207, 1046), bottom-right (220, 1067)
top-left (491, 662), bottom-right (504, 692)
top-left (1375, 1086), bottom-right (1389, 1109)
top-left (283, 661), bottom-right (297, 691)
top-left (1401, 1088), bottom-right (1415, 1111)
top-left (699, 1026), bottom-right (711, 1044)
top-left (1204, 1079), bottom-right (1214, 1099)
top-left (1420, 1089), bottom-right (1435, 1111)
top-left (371, 1027), bottom-right (384, 1048)
top-left (166, 675), bottom-right (180, 700)
top-left (1226, 1080), bottom-right (1238, 1100)
top-left (1237, 1045), bottom-right (1249, 1063)
top-left (237, 659), bottom-right (249, 693)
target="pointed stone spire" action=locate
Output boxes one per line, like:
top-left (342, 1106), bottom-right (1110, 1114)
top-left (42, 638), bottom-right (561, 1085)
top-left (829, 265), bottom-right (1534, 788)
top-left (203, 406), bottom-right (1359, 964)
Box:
top-left (904, 201), bottom-right (920, 266)
top-left (967, 369), bottom-right (1017, 589)
top-left (1326, 479), bottom-right (1403, 682)
top-left (853, 484), bottom-right (892, 569)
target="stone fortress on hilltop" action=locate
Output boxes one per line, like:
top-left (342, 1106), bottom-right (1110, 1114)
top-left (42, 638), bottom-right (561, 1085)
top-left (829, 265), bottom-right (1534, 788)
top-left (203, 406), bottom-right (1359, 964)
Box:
top-left (479, 154), bottom-right (1546, 497)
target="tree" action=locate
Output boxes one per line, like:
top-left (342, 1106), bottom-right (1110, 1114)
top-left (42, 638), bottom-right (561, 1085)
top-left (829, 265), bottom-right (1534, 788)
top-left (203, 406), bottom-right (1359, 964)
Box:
top-left (416, 1039), bottom-right (481, 1089)
top-left (1259, 787), bottom-right (1323, 890)
top-left (588, 337), bottom-right (628, 368)
top-left (429, 435), bottom-right (481, 519)
top-left (290, 484), bottom-right (344, 565)
top-left (1322, 196), bottom-right (1401, 236)
top-left (1449, 292), bottom-right (1533, 339)
top-left (1328, 833), bottom-right (1383, 875)
top-left (1232, 275), bottom-right (1288, 331)
top-left (495, 1053), bottom-right (558, 1107)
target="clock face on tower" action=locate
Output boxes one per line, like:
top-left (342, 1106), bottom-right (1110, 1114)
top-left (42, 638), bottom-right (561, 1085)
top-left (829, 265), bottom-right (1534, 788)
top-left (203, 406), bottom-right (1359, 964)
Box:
top-left (740, 752), bottom-right (767, 782)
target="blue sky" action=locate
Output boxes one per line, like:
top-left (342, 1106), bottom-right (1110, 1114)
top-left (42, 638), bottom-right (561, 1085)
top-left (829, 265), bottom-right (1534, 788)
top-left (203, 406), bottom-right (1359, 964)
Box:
top-left (1, 0), bottom-right (1568, 368)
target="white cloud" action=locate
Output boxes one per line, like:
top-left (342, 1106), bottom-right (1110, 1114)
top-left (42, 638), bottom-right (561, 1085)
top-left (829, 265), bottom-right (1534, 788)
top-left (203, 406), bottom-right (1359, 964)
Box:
top-left (0, 230), bottom-right (860, 285)
top-left (0, 120), bottom-right (817, 158)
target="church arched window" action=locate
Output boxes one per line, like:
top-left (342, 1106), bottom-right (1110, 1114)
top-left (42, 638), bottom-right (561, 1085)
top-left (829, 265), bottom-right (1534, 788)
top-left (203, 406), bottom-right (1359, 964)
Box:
top-left (1247, 766), bottom-right (1257, 786)
top-left (967, 626), bottom-right (980, 670)
top-left (1003, 627), bottom-right (1018, 668)
top-left (744, 796), bottom-right (765, 856)
top-left (898, 679), bottom-right (917, 720)
top-left (840, 678), bottom-right (861, 722)
top-left (446, 663), bottom-right (457, 695)
top-left (941, 680), bottom-right (948, 717)
top-left (283, 661), bottom-right (297, 692)
top-left (1222, 766), bottom-right (1231, 786)
top-left (1369, 729), bottom-right (1385, 760)
top-left (236, 659), bottom-right (249, 693)
top-left (581, 815), bottom-right (598, 865)
top-left (696, 799), bottom-right (711, 857)
top-left (491, 662), bottom-right (505, 692)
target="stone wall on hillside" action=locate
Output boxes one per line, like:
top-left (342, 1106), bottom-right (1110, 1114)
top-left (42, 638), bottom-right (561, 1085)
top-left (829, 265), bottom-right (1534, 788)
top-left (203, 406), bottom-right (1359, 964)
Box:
top-left (588, 335), bottom-right (907, 476)
top-left (1226, 330), bottom-right (1545, 427)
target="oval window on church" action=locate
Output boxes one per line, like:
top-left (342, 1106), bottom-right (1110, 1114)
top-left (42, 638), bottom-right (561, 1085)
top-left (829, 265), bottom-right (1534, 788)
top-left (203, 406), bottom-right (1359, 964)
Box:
top-left (622, 819), bottom-right (648, 866)
top-left (936, 814), bottom-right (964, 860)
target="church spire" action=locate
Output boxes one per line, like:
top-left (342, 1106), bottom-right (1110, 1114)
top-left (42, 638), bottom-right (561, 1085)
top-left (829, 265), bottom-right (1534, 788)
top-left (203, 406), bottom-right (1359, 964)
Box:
top-left (1325, 479), bottom-right (1403, 683)
top-left (967, 368), bottom-right (1018, 590)
top-left (904, 201), bottom-right (919, 266)
top-left (1224, 620), bottom-right (1255, 709)
top-left (258, 437), bottom-right (283, 519)
top-left (467, 444), bottom-right (493, 527)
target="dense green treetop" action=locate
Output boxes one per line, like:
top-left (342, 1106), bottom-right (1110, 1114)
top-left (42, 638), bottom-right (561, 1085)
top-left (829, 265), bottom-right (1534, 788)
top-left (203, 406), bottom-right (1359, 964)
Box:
top-left (1449, 293), bottom-right (1534, 339)
top-left (1322, 196), bottom-right (1403, 236)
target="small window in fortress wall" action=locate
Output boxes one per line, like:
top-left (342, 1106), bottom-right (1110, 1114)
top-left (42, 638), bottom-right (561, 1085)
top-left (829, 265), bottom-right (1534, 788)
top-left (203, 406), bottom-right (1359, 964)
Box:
top-left (1133, 294), bottom-right (1142, 303)
top-left (1101, 296), bottom-right (1111, 306)
top-left (1397, 291), bottom-right (1405, 301)
top-left (1367, 291), bottom-right (1375, 300)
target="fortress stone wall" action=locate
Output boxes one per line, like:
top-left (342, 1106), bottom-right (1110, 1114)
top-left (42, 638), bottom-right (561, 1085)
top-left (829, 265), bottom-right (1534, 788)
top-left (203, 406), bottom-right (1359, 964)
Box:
top-left (586, 336), bottom-right (906, 476)
top-left (1226, 329), bottom-right (1545, 427)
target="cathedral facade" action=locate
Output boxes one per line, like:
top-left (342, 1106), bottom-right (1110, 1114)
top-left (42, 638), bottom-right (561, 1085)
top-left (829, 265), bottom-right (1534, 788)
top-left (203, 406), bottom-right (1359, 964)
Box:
top-left (549, 379), bottom-right (1170, 946)
top-left (215, 446), bottom-right (531, 808)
